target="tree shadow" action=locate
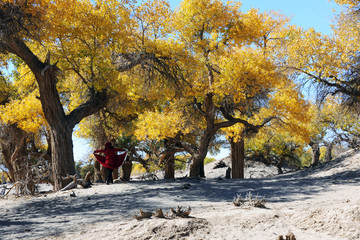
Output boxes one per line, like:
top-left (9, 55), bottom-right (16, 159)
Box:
top-left (2, 153), bottom-right (360, 239)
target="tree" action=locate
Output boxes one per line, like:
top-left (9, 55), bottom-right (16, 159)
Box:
top-left (74, 0), bottom-right (177, 181)
top-left (246, 128), bottom-right (308, 174)
top-left (0, 67), bottom-right (50, 193)
top-left (134, 0), bottom-right (310, 178)
top-left (282, 1), bottom-right (360, 112)
top-left (0, 0), bottom-right (152, 190)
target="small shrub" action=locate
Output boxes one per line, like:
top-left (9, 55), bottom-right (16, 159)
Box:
top-left (233, 192), bottom-right (266, 208)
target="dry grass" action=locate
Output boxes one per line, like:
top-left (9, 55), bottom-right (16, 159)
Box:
top-left (233, 191), bottom-right (266, 208)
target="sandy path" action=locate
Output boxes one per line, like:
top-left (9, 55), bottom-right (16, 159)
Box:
top-left (1, 150), bottom-right (360, 240)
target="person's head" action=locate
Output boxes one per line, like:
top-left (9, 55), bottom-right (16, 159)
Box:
top-left (105, 142), bottom-right (113, 149)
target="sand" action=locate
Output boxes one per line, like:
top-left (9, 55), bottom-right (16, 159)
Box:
top-left (1, 150), bottom-right (360, 240)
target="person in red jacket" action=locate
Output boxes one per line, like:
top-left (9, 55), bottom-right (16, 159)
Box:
top-left (93, 142), bottom-right (128, 184)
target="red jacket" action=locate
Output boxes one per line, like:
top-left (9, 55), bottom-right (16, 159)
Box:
top-left (94, 148), bottom-right (127, 169)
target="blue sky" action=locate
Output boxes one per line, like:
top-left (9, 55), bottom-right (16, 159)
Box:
top-left (74, 0), bottom-right (344, 162)
top-left (169, 0), bottom-right (342, 35)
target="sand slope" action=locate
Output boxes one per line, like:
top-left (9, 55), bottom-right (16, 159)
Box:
top-left (1, 150), bottom-right (360, 240)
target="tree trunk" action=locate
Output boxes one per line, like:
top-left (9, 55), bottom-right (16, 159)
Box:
top-left (93, 160), bottom-right (102, 182)
top-left (165, 155), bottom-right (175, 179)
top-left (0, 125), bottom-right (35, 194)
top-left (276, 157), bottom-right (285, 174)
top-left (121, 160), bottom-right (132, 181)
top-left (189, 154), bottom-right (205, 178)
top-left (92, 113), bottom-right (108, 182)
top-left (5, 36), bottom-right (109, 191)
top-left (325, 142), bottom-right (334, 162)
top-left (310, 142), bottom-right (320, 166)
top-left (230, 137), bottom-right (245, 179)
top-left (49, 126), bottom-right (76, 189)
top-left (113, 167), bottom-right (119, 180)
top-left (189, 93), bottom-right (216, 178)
top-left (160, 146), bottom-right (184, 179)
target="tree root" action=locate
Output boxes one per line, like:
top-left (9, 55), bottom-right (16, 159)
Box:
top-left (61, 172), bottom-right (92, 191)
top-left (134, 206), bottom-right (192, 220)
top-left (134, 209), bottom-right (153, 220)
top-left (278, 232), bottom-right (296, 240)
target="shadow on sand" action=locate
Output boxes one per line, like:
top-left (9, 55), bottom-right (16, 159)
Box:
top-left (2, 151), bottom-right (359, 239)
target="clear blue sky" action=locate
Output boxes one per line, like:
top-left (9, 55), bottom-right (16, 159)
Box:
top-left (74, 0), bottom-right (343, 162)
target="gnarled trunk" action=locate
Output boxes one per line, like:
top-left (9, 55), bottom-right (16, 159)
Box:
top-left (276, 157), bottom-right (285, 174)
top-left (310, 142), bottom-right (320, 166)
top-left (189, 93), bottom-right (216, 178)
top-left (160, 144), bottom-right (184, 179)
top-left (0, 125), bottom-right (35, 194)
top-left (164, 155), bottom-right (175, 179)
top-left (4, 36), bottom-right (109, 190)
top-left (121, 160), bottom-right (132, 181)
top-left (325, 142), bottom-right (334, 162)
top-left (189, 154), bottom-right (205, 178)
top-left (230, 137), bottom-right (245, 179)
top-left (49, 125), bottom-right (75, 189)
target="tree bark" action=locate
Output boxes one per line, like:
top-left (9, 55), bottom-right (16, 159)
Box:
top-left (189, 93), bottom-right (216, 178)
top-left (189, 154), bottom-right (206, 178)
top-left (113, 167), bottom-right (119, 180)
top-left (276, 157), bottom-right (285, 174)
top-left (164, 155), bottom-right (175, 179)
top-left (92, 119), bottom-right (108, 182)
top-left (159, 145), bottom-right (184, 179)
top-left (121, 160), bottom-right (132, 181)
top-left (325, 142), bottom-right (333, 162)
top-left (230, 137), bottom-right (245, 179)
top-left (310, 142), bottom-right (320, 166)
top-left (0, 124), bottom-right (34, 194)
top-left (49, 126), bottom-right (76, 189)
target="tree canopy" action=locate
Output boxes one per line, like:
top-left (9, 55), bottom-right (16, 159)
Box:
top-left (1, 0), bottom-right (360, 188)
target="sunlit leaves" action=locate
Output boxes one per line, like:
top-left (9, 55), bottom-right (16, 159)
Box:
top-left (283, 28), bottom-right (353, 81)
top-left (0, 91), bottom-right (46, 133)
top-left (172, 0), bottom-right (244, 54)
top-left (334, 0), bottom-right (360, 7)
top-left (134, 0), bottom-right (311, 148)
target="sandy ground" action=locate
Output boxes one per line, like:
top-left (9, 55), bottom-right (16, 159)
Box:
top-left (1, 150), bottom-right (360, 240)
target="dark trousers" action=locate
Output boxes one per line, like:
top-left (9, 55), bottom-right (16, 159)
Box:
top-left (106, 168), bottom-right (113, 184)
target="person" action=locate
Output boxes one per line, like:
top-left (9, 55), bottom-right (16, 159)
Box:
top-left (93, 142), bottom-right (128, 184)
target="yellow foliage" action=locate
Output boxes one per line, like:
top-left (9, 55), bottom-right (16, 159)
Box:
top-left (0, 91), bottom-right (46, 133)
top-left (135, 106), bottom-right (193, 141)
top-left (284, 27), bottom-right (353, 80)
top-left (133, 0), bottom-right (312, 146)
top-left (334, 0), bottom-right (360, 7)
top-left (132, 163), bottom-right (147, 175)
top-left (0, 171), bottom-right (9, 182)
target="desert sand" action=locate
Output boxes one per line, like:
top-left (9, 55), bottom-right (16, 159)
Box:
top-left (1, 150), bottom-right (360, 240)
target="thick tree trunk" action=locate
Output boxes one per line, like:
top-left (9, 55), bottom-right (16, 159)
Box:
top-left (159, 146), bottom-right (184, 179)
top-left (113, 168), bottom-right (119, 180)
top-left (92, 114), bottom-right (108, 182)
top-left (276, 157), bottom-right (285, 174)
top-left (121, 160), bottom-right (132, 181)
top-left (189, 154), bottom-right (205, 178)
top-left (325, 142), bottom-right (334, 162)
top-left (189, 93), bottom-right (216, 178)
top-left (50, 126), bottom-right (76, 189)
top-left (164, 155), bottom-right (175, 179)
top-left (93, 161), bottom-right (102, 182)
top-left (230, 137), bottom-right (245, 179)
top-left (310, 142), bottom-right (320, 166)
